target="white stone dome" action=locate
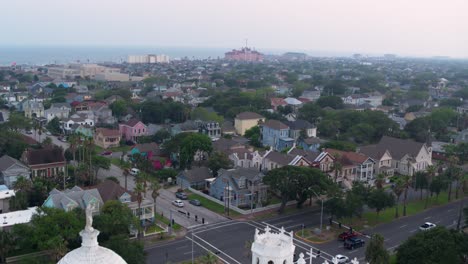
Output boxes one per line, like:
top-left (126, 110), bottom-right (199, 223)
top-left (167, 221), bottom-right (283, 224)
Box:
top-left (57, 203), bottom-right (127, 264)
top-left (57, 229), bottom-right (127, 264)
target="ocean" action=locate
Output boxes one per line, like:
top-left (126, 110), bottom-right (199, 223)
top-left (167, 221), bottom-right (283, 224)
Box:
top-left (0, 45), bottom-right (231, 66)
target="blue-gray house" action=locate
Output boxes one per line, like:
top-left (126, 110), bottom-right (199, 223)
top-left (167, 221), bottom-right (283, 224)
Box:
top-left (260, 120), bottom-right (294, 151)
top-left (209, 168), bottom-right (267, 207)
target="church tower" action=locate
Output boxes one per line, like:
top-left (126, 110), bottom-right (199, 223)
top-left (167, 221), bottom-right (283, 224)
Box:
top-left (251, 226), bottom-right (296, 264)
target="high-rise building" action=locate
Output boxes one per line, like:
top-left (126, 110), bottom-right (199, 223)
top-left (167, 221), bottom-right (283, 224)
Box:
top-left (127, 54), bottom-right (170, 64)
top-left (225, 47), bottom-right (263, 62)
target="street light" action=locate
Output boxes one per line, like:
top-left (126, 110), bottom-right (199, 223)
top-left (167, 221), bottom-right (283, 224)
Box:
top-left (312, 190), bottom-right (324, 232)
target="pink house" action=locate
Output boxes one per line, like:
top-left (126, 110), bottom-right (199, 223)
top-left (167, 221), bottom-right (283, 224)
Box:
top-left (118, 119), bottom-right (148, 143)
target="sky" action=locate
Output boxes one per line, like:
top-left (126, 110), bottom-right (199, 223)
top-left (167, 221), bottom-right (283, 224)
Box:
top-left (1, 0), bottom-right (467, 57)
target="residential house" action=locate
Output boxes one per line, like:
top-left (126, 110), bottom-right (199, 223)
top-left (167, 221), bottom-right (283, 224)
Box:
top-left (457, 103), bottom-right (468, 114)
top-left (119, 119), bottom-right (148, 143)
top-left (453, 128), bottom-right (468, 144)
top-left (43, 186), bottom-right (103, 213)
top-left (262, 149), bottom-right (312, 171)
top-left (260, 120), bottom-right (294, 151)
top-left (23, 100), bottom-right (44, 118)
top-left (74, 124), bottom-right (94, 138)
top-left (0, 185), bottom-right (15, 213)
top-left (270, 98), bottom-right (287, 110)
top-left (229, 148), bottom-right (266, 171)
top-left (300, 89), bottom-right (321, 101)
top-left (209, 168), bottom-right (268, 207)
top-left (176, 167), bottom-right (212, 189)
top-left (221, 121), bottom-right (236, 136)
top-left (94, 128), bottom-right (121, 149)
top-left (199, 121), bottom-right (221, 139)
top-left (234, 112), bottom-right (265, 136)
top-left (212, 138), bottom-right (246, 155)
top-left (0, 155), bottom-right (30, 188)
top-left (358, 136), bottom-right (432, 176)
top-left (44, 103), bottom-right (71, 122)
top-left (21, 147), bottom-right (66, 179)
top-left (298, 137), bottom-right (322, 152)
top-left (324, 148), bottom-right (375, 187)
top-left (285, 120), bottom-right (317, 139)
top-left (170, 120), bottom-right (199, 136)
top-left (0, 207), bottom-right (38, 231)
top-left (61, 113), bottom-right (95, 134)
top-left (95, 180), bottom-right (154, 225)
top-left (74, 85), bottom-right (89, 94)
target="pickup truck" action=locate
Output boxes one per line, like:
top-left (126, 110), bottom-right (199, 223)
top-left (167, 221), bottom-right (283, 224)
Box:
top-left (344, 237), bottom-right (365, 250)
top-left (338, 231), bottom-right (357, 241)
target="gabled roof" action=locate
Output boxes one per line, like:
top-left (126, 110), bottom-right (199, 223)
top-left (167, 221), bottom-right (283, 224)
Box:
top-left (235, 111), bottom-right (264, 120)
top-left (324, 148), bottom-right (372, 165)
top-left (285, 120), bottom-right (314, 130)
top-left (44, 186), bottom-right (103, 210)
top-left (359, 136), bottom-right (425, 160)
top-left (95, 180), bottom-right (136, 202)
top-left (0, 155), bottom-right (28, 171)
top-left (95, 128), bottom-right (120, 137)
top-left (178, 167), bottom-right (212, 183)
top-left (121, 119), bottom-right (144, 127)
top-left (261, 120), bottom-right (289, 130)
top-left (264, 151), bottom-right (295, 165)
top-left (24, 148), bottom-right (65, 165)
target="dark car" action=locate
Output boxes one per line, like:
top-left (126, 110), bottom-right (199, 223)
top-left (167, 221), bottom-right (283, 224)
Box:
top-left (189, 199), bottom-right (201, 206)
top-left (344, 237), bottom-right (365, 250)
top-left (100, 151), bottom-right (113, 156)
top-left (175, 192), bottom-right (188, 200)
top-left (338, 231), bottom-right (357, 241)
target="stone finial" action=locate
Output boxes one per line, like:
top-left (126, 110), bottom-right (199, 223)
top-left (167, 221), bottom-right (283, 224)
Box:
top-left (85, 203), bottom-right (95, 232)
top-left (296, 253), bottom-right (306, 264)
top-left (351, 258), bottom-right (360, 264)
top-left (280, 226), bottom-right (285, 234)
top-left (265, 225), bottom-right (271, 234)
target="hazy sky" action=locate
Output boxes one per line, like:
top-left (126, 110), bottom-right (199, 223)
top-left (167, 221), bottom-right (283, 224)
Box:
top-left (1, 0), bottom-right (467, 57)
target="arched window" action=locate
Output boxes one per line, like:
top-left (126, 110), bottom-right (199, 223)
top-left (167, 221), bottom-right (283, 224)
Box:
top-left (268, 261), bottom-right (274, 264)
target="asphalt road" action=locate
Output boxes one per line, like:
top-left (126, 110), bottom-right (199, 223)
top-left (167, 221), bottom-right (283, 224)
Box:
top-left (145, 199), bottom-right (467, 264)
top-left (22, 131), bottom-right (70, 149)
top-left (96, 164), bottom-right (228, 228)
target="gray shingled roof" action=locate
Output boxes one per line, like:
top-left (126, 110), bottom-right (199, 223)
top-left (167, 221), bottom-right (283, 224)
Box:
top-left (359, 136), bottom-right (425, 160)
top-left (45, 186), bottom-right (103, 210)
top-left (0, 155), bottom-right (27, 171)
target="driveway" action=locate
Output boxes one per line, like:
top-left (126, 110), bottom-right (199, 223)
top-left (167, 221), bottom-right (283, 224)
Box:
top-left (22, 131), bottom-right (69, 149)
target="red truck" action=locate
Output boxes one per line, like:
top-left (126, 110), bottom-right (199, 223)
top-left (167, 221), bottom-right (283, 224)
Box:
top-left (338, 231), bottom-right (357, 241)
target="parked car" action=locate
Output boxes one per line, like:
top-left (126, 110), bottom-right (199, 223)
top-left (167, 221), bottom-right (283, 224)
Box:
top-left (338, 231), bottom-right (357, 241)
top-left (419, 222), bottom-right (436, 231)
top-left (26, 130), bottom-right (33, 134)
top-left (175, 192), bottom-right (188, 200)
top-left (172, 200), bottom-right (184, 207)
top-left (335, 254), bottom-right (349, 263)
top-left (59, 137), bottom-right (67, 142)
top-left (344, 237), bottom-right (365, 250)
top-left (45, 131), bottom-right (52, 136)
top-left (100, 151), bottom-right (113, 156)
top-left (130, 168), bottom-right (140, 176)
top-left (189, 199), bottom-right (201, 206)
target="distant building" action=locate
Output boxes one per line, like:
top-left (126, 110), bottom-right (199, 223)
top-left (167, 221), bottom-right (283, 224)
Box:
top-left (21, 148), bottom-right (66, 179)
top-left (225, 47), bottom-right (263, 62)
top-left (280, 52), bottom-right (307, 61)
top-left (127, 54), bottom-right (170, 64)
top-left (234, 112), bottom-right (264, 136)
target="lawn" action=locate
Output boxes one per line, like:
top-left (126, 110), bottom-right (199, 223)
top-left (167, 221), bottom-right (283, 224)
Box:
top-left (295, 226), bottom-right (340, 243)
top-left (155, 213), bottom-right (182, 231)
top-left (187, 193), bottom-right (241, 217)
top-left (340, 191), bottom-right (453, 229)
top-left (94, 144), bottom-right (132, 155)
top-left (146, 224), bottom-right (164, 234)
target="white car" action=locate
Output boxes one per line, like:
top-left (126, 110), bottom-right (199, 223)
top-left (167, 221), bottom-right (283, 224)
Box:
top-left (45, 131), bottom-right (52, 136)
top-left (172, 200), bottom-right (184, 207)
top-left (130, 168), bottom-right (140, 176)
top-left (335, 254), bottom-right (349, 263)
top-left (419, 222), bottom-right (436, 231)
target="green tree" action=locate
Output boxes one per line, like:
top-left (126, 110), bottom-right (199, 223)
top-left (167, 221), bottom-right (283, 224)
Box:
top-left (244, 126), bottom-right (262, 147)
top-left (91, 155), bottom-right (111, 185)
top-left (424, 165), bottom-right (436, 209)
top-left (0, 230), bottom-right (13, 263)
top-left (414, 171), bottom-right (428, 200)
top-left (316, 96), bottom-right (344, 109)
top-left (7, 112), bottom-right (32, 132)
top-left (152, 129), bottom-right (171, 144)
top-left (401, 175), bottom-right (412, 216)
top-left (208, 152), bottom-right (232, 176)
top-left (365, 234), bottom-right (390, 264)
top-left (320, 140), bottom-right (356, 152)
top-left (103, 235), bottom-right (146, 264)
top-left (46, 117), bottom-right (61, 134)
top-left (177, 133), bottom-right (212, 169)
top-left (396, 227), bottom-right (468, 264)
top-left (298, 102), bottom-right (322, 124)
top-left (367, 188), bottom-right (395, 216)
top-left (149, 179), bottom-right (161, 220)
top-left (264, 166), bottom-right (332, 213)
top-left (109, 100), bottom-right (128, 119)
top-left (392, 177), bottom-right (405, 218)
top-left (94, 200), bottom-right (139, 240)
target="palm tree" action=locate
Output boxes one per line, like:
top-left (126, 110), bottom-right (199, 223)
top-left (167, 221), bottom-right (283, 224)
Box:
top-left (122, 164), bottom-right (131, 191)
top-left (446, 155), bottom-right (459, 202)
top-left (456, 173), bottom-right (468, 230)
top-left (424, 165), bottom-right (436, 209)
top-left (140, 172), bottom-right (150, 195)
top-left (150, 179), bottom-right (161, 220)
top-left (134, 182), bottom-right (144, 238)
top-left (375, 173), bottom-right (386, 189)
top-left (331, 154), bottom-right (343, 183)
top-left (392, 178), bottom-right (405, 218)
top-left (402, 175), bottom-right (412, 216)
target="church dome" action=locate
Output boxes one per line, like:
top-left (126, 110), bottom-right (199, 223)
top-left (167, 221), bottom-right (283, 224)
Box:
top-left (57, 204), bottom-right (127, 264)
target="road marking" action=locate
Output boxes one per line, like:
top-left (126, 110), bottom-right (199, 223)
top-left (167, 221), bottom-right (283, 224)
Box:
top-left (435, 220), bottom-right (441, 224)
top-left (384, 238), bottom-right (391, 242)
top-left (447, 209), bottom-right (454, 212)
top-left (410, 229), bottom-right (417, 233)
top-left (272, 219), bottom-right (293, 226)
top-left (185, 236), bottom-right (230, 264)
top-left (177, 245), bottom-right (188, 250)
top-left (399, 224), bottom-right (407, 228)
top-left (193, 221), bottom-right (242, 235)
top-left (192, 233), bottom-right (242, 264)
top-left (144, 238), bottom-right (189, 250)
top-left (183, 251), bottom-right (192, 255)
top-left (424, 216), bottom-right (432, 220)
top-left (285, 223), bottom-right (305, 230)
top-left (349, 249), bottom-right (358, 253)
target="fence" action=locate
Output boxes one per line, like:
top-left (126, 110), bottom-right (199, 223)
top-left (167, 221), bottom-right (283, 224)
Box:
top-left (188, 187), bottom-right (297, 215)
